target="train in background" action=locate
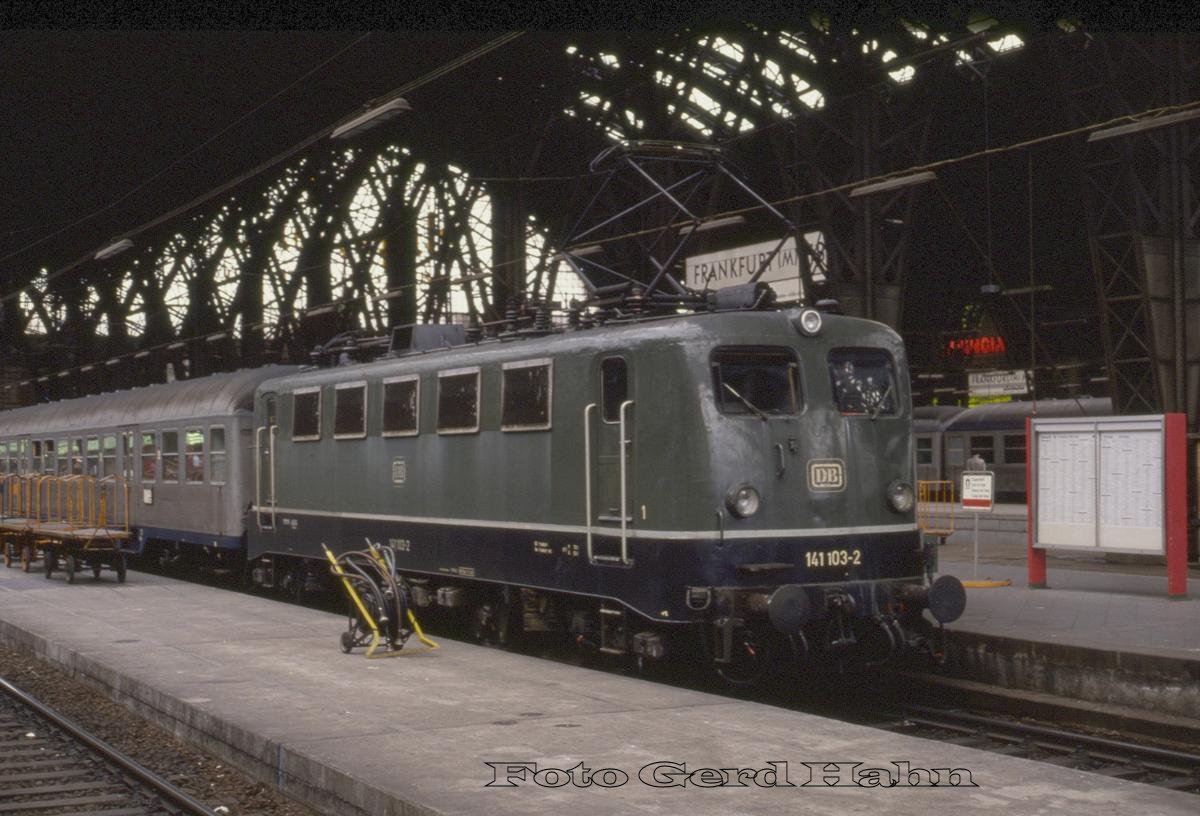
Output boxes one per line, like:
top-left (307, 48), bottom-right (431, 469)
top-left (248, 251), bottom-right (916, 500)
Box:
top-left (912, 397), bottom-right (1113, 503)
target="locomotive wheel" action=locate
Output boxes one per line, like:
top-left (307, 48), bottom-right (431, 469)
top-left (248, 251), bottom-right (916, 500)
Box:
top-left (20, 544), bottom-right (32, 573)
top-left (115, 554), bottom-right (127, 584)
top-left (64, 554), bottom-right (77, 585)
top-left (469, 602), bottom-right (498, 643)
top-left (44, 552), bottom-right (57, 579)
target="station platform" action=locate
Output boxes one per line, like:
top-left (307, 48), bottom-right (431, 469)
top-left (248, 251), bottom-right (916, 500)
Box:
top-left (0, 566), bottom-right (1195, 815)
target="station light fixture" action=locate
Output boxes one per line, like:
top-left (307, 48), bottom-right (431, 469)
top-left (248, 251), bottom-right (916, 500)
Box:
top-left (683, 214), bottom-right (747, 233)
top-left (105, 357), bottom-right (122, 366)
top-left (94, 238), bottom-right (134, 260)
top-left (167, 341), bottom-right (186, 350)
top-left (561, 244), bottom-right (604, 258)
top-left (134, 350), bottom-right (151, 359)
top-left (849, 170), bottom-right (936, 198)
top-left (1086, 108), bottom-right (1200, 143)
top-left (330, 97), bottom-right (412, 140)
top-left (206, 332), bottom-right (228, 343)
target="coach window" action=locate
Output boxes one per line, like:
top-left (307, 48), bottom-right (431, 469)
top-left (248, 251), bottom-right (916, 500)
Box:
top-left (828, 348), bottom-right (898, 416)
top-left (711, 347), bottom-right (800, 417)
top-left (292, 388), bottom-right (321, 441)
top-left (334, 382), bottom-right (367, 439)
top-left (502, 359), bottom-right (552, 431)
top-left (1003, 433), bottom-right (1026, 465)
top-left (32, 440), bottom-right (43, 473)
top-left (44, 440), bottom-right (55, 473)
top-left (141, 432), bottom-right (158, 480)
top-left (57, 440), bottom-right (69, 475)
top-left (0, 442), bottom-right (8, 474)
top-left (85, 437), bottom-right (100, 477)
top-left (945, 436), bottom-right (964, 467)
top-left (437, 368), bottom-right (480, 434)
top-left (210, 427), bottom-right (227, 484)
top-left (601, 357), bottom-right (628, 423)
top-left (382, 376), bottom-right (419, 436)
top-left (71, 438), bottom-right (83, 475)
top-left (185, 428), bottom-right (205, 483)
top-left (102, 436), bottom-right (117, 478)
top-left (916, 437), bottom-right (933, 465)
top-left (162, 430), bottom-right (180, 482)
top-left (969, 435), bottom-right (994, 464)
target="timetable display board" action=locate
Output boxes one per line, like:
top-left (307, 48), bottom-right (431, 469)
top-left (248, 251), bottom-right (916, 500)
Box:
top-left (1033, 417), bottom-right (1164, 554)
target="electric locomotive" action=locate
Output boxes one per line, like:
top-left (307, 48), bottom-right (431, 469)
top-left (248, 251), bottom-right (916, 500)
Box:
top-left (246, 300), bottom-right (965, 682)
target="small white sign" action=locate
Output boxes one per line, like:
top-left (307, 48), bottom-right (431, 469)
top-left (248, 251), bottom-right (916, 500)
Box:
top-left (142, 487), bottom-right (153, 505)
top-left (392, 457), bottom-right (406, 485)
top-left (685, 233), bottom-right (826, 303)
top-left (968, 369), bottom-right (1030, 397)
top-left (961, 472), bottom-right (994, 512)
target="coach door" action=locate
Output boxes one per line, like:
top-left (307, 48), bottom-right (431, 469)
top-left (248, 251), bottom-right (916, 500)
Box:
top-left (256, 393), bottom-right (278, 531)
top-left (585, 355), bottom-right (634, 565)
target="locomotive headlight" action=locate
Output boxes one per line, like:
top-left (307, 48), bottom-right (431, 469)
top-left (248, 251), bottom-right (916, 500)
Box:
top-left (886, 480), bottom-right (915, 513)
top-left (726, 485), bottom-right (762, 518)
top-left (793, 308), bottom-right (823, 337)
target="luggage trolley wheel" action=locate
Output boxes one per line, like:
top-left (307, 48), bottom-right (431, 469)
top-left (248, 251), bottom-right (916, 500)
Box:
top-left (64, 553), bottom-right (77, 585)
top-left (3, 543), bottom-right (10, 569)
top-left (340, 630), bottom-right (355, 654)
top-left (43, 551), bottom-right (57, 579)
top-left (20, 544), bottom-right (32, 573)
top-left (91, 557), bottom-right (102, 580)
top-left (115, 552), bottom-right (127, 584)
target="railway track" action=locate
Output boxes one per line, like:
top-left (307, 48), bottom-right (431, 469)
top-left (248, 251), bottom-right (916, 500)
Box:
top-left (0, 675), bottom-right (219, 816)
top-left (877, 704), bottom-right (1200, 794)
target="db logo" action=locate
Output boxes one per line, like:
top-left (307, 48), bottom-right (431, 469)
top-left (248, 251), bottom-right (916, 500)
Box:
top-left (807, 459), bottom-right (845, 492)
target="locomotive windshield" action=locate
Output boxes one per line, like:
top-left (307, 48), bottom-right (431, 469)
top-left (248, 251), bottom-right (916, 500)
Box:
top-left (711, 347), bottom-right (799, 417)
top-left (829, 348), bottom-right (898, 416)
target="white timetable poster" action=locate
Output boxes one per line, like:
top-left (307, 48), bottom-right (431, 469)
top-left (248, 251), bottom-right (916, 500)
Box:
top-left (1033, 417), bottom-right (1165, 554)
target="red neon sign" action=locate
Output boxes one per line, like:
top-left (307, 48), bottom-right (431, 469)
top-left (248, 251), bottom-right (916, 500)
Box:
top-left (943, 335), bottom-right (1007, 357)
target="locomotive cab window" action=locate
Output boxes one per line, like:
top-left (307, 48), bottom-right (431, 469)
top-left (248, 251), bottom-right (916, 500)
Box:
top-left (601, 357), bottom-right (628, 423)
top-left (502, 359), bottom-right (552, 431)
top-left (382, 376), bottom-right (419, 436)
top-left (828, 348), bottom-right (898, 416)
top-left (711, 347), bottom-right (799, 416)
top-left (334, 382), bottom-right (367, 439)
top-left (437, 368), bottom-right (480, 434)
top-left (292, 388), bottom-right (321, 441)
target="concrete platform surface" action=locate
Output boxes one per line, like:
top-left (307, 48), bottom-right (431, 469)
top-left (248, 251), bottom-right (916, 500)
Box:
top-left (0, 567), bottom-right (1194, 815)
top-left (942, 559), bottom-right (1200, 661)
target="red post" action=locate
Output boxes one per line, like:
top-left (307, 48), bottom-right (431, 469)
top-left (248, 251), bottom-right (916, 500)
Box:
top-left (1165, 413), bottom-right (1188, 599)
top-left (1027, 416), bottom-right (1047, 588)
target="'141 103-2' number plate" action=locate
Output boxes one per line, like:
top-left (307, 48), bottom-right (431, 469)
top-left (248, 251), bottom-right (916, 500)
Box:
top-left (804, 549), bottom-right (862, 568)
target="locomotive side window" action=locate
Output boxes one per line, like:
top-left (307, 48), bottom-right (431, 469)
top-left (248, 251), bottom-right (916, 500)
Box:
top-left (382, 376), bottom-right (419, 436)
top-left (601, 357), bottom-right (628, 423)
top-left (141, 432), bottom-right (158, 481)
top-left (828, 348), bottom-right (898, 416)
top-left (292, 388), bottom-right (321, 441)
top-left (210, 427), bottom-right (227, 484)
top-left (969, 435), bottom-right (994, 463)
top-left (334, 382), bottom-right (367, 439)
top-left (711, 347), bottom-right (799, 416)
top-left (501, 359), bottom-right (552, 431)
top-left (162, 430), bottom-right (180, 482)
top-left (437, 368), bottom-right (480, 434)
top-left (102, 436), bottom-right (117, 478)
top-left (185, 429), bottom-right (205, 483)
top-left (1004, 433), bottom-right (1026, 464)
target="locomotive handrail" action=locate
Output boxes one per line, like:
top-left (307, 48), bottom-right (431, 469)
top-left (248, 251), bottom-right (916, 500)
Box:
top-left (583, 403), bottom-right (595, 562)
top-left (619, 399), bottom-right (634, 565)
top-left (269, 425), bottom-right (278, 526)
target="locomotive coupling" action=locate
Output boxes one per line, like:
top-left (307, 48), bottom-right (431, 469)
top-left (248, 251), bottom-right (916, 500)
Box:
top-left (898, 575), bottom-right (967, 624)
